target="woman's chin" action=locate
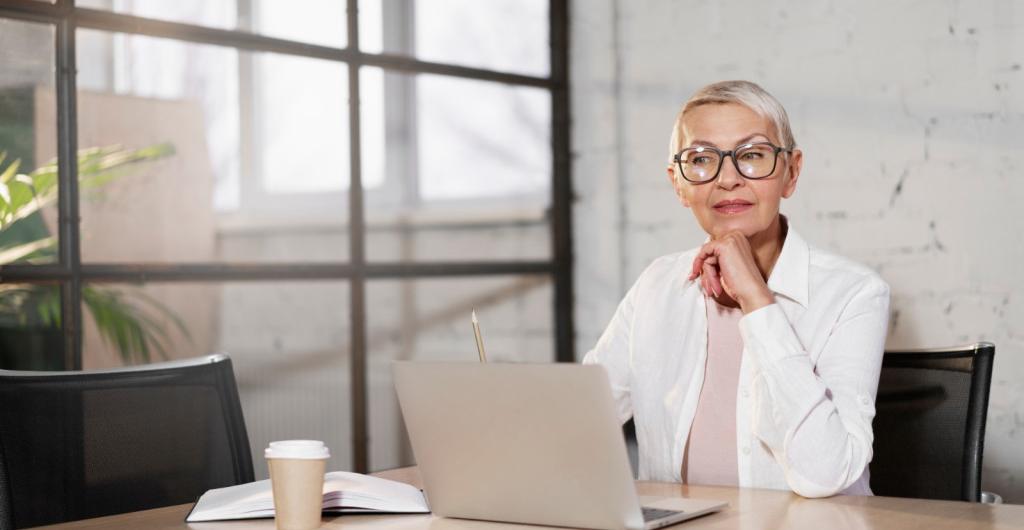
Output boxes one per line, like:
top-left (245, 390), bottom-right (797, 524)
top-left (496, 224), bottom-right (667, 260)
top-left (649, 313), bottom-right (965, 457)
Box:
top-left (707, 222), bottom-right (760, 240)
top-left (698, 211), bottom-right (780, 241)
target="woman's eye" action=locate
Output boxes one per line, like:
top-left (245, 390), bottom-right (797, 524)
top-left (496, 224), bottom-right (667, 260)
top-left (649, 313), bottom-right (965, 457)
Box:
top-left (739, 151), bottom-right (764, 160)
top-left (691, 156), bottom-right (713, 165)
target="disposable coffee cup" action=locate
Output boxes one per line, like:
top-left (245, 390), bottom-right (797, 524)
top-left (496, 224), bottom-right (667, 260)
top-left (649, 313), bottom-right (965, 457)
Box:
top-left (265, 440), bottom-right (330, 530)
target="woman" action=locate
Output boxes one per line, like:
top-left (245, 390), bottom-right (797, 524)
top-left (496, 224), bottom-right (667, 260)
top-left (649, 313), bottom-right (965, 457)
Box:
top-left (583, 80), bottom-right (890, 498)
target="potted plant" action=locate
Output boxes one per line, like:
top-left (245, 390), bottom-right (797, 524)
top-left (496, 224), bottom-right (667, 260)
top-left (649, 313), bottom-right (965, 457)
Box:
top-left (0, 144), bottom-right (189, 369)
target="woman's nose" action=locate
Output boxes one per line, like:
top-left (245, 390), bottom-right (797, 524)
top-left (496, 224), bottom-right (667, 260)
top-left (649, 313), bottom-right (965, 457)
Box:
top-left (716, 156), bottom-right (744, 189)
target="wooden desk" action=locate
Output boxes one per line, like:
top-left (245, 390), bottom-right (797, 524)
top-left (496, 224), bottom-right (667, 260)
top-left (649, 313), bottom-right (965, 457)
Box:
top-left (30, 467), bottom-right (1024, 530)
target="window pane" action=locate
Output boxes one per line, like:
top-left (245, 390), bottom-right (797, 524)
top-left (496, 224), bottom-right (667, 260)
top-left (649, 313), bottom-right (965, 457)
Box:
top-left (416, 0), bottom-right (548, 76)
top-left (0, 19), bottom-right (58, 266)
top-left (359, 0), bottom-right (549, 77)
top-left (360, 67), bottom-right (551, 263)
top-left (76, 29), bottom-right (350, 263)
top-left (0, 283), bottom-right (64, 370)
top-left (367, 275), bottom-right (553, 470)
top-left (357, 0), bottom-right (383, 54)
top-left (75, 0), bottom-right (347, 49)
top-left (257, 54), bottom-right (349, 194)
top-left (418, 74), bottom-right (551, 200)
top-left (82, 280), bottom-right (353, 477)
top-left (252, 0), bottom-right (346, 48)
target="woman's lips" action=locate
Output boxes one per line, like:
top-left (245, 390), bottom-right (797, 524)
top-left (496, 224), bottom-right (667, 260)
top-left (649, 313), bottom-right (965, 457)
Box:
top-left (713, 199), bottom-right (753, 214)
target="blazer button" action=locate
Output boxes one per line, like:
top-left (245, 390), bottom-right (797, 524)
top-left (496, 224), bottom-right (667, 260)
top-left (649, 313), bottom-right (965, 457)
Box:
top-left (742, 446), bottom-right (751, 455)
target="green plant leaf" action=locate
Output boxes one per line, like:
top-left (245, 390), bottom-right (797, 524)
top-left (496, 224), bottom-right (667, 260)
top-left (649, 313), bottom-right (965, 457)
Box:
top-left (0, 285), bottom-right (61, 329)
top-left (0, 181), bottom-right (11, 210)
top-left (34, 287), bottom-right (60, 328)
top-left (5, 177), bottom-right (35, 215)
top-left (0, 143), bottom-right (180, 365)
top-left (0, 185), bottom-right (46, 228)
top-left (128, 288), bottom-right (193, 345)
top-left (0, 156), bottom-right (19, 184)
top-left (0, 143), bottom-right (176, 237)
top-left (29, 162), bottom-right (56, 198)
top-left (0, 236), bottom-right (55, 264)
top-left (82, 286), bottom-right (191, 364)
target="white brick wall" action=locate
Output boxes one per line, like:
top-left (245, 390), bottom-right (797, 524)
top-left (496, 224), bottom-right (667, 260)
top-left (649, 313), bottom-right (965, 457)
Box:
top-left (572, 0), bottom-right (1024, 501)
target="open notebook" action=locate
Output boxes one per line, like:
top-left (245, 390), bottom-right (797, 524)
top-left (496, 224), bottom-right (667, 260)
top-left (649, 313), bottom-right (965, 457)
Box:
top-left (186, 471), bottom-right (430, 522)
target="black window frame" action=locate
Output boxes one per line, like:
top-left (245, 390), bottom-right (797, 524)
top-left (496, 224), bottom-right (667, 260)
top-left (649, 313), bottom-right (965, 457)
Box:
top-left (0, 0), bottom-right (573, 473)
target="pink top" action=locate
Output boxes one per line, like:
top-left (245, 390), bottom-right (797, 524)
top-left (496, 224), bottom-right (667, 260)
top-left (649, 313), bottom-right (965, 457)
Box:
top-left (682, 299), bottom-right (744, 486)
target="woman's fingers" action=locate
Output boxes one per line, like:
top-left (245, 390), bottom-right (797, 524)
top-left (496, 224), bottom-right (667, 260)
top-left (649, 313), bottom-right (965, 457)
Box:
top-left (702, 253), bottom-right (721, 297)
top-left (690, 243), bottom-right (725, 298)
top-left (703, 261), bottom-right (722, 297)
top-left (687, 232), bottom-right (776, 310)
top-left (689, 243), bottom-right (718, 281)
top-left (688, 250), bottom-right (706, 280)
top-left (720, 275), bottom-right (732, 299)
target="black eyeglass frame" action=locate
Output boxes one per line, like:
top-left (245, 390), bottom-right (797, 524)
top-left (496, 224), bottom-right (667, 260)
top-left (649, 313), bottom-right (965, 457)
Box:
top-left (673, 142), bottom-right (793, 184)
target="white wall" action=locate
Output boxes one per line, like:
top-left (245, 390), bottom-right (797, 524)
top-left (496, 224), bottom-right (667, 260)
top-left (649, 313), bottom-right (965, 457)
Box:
top-left (572, 0), bottom-right (1024, 501)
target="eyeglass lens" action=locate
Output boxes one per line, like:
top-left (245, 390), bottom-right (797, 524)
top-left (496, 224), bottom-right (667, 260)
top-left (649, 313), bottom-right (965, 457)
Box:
top-left (680, 144), bottom-right (778, 182)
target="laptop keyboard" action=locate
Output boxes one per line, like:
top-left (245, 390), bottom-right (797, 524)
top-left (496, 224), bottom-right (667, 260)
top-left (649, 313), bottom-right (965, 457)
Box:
top-left (641, 507), bottom-right (684, 522)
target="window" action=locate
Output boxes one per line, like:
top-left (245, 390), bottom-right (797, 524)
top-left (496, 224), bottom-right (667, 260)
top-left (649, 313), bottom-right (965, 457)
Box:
top-left (0, 0), bottom-right (571, 475)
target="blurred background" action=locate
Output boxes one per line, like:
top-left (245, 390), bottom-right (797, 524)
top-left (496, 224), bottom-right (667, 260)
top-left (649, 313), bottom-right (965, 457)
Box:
top-left (0, 0), bottom-right (1021, 502)
top-left (0, 0), bottom-right (558, 481)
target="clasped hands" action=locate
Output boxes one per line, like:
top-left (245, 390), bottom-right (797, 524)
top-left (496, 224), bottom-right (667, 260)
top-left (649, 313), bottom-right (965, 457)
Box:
top-left (688, 231), bottom-right (776, 314)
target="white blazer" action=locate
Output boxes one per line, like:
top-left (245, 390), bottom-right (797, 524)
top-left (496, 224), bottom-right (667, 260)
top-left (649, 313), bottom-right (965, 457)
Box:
top-left (582, 226), bottom-right (890, 497)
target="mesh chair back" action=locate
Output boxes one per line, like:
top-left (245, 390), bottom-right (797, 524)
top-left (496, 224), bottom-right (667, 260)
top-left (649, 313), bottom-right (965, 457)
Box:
top-left (870, 343), bottom-right (994, 502)
top-left (0, 354), bottom-right (253, 529)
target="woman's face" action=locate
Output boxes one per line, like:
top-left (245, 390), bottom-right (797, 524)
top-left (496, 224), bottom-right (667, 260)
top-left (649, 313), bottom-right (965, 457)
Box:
top-left (666, 103), bottom-right (802, 240)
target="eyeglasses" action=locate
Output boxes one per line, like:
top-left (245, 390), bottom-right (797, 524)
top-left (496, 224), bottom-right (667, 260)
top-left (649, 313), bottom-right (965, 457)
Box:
top-left (673, 142), bottom-right (792, 184)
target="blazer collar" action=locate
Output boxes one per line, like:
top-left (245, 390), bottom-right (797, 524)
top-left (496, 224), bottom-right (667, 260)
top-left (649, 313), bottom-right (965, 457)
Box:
top-left (766, 218), bottom-right (810, 308)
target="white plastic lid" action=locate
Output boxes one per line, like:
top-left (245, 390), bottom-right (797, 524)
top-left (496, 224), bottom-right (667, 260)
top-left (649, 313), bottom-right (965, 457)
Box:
top-left (264, 440), bottom-right (330, 460)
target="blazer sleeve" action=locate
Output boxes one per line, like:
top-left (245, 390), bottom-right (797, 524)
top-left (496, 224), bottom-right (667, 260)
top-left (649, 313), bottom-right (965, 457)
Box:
top-left (739, 275), bottom-right (890, 498)
top-left (581, 280), bottom-right (640, 425)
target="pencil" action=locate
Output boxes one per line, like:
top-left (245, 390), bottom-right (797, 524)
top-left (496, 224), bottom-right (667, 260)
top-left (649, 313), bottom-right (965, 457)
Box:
top-left (471, 310), bottom-right (488, 363)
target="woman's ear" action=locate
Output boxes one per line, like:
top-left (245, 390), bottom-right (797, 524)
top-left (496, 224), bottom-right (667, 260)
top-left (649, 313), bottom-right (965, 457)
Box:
top-left (781, 149), bottom-right (803, 199)
top-left (666, 166), bottom-right (690, 207)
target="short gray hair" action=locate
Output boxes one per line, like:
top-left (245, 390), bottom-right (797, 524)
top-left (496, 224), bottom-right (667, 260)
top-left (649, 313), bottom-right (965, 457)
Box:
top-left (668, 80), bottom-right (796, 163)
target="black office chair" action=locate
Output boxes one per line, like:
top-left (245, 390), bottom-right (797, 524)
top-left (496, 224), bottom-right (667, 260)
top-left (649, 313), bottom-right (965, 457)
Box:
top-left (0, 354), bottom-right (254, 529)
top-left (622, 418), bottom-right (639, 478)
top-left (870, 342), bottom-right (995, 502)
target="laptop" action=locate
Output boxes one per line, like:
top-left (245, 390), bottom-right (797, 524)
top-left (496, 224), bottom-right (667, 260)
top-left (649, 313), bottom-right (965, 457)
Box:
top-left (392, 362), bottom-right (727, 530)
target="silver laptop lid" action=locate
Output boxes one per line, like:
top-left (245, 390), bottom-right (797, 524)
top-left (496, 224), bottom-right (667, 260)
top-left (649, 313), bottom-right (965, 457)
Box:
top-left (393, 362), bottom-right (645, 530)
